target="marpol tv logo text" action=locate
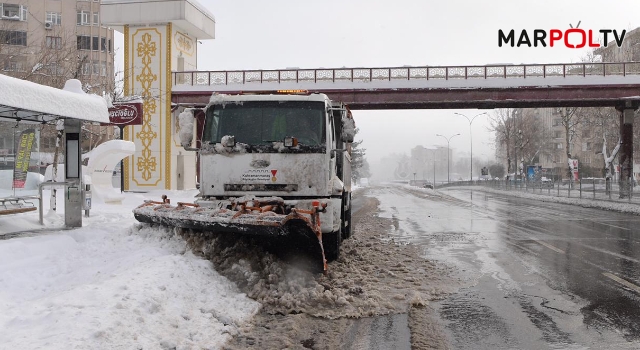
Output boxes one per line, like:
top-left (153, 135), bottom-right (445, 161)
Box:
top-left (498, 22), bottom-right (627, 48)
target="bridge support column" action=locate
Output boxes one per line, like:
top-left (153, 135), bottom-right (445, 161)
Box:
top-left (616, 102), bottom-right (638, 198)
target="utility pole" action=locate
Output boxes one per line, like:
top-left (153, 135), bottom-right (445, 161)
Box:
top-left (454, 112), bottom-right (487, 181)
top-left (436, 133), bottom-right (460, 184)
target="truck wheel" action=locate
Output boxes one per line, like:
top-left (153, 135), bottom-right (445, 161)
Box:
top-left (323, 230), bottom-right (341, 261)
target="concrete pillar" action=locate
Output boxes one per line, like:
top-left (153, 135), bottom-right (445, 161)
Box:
top-left (64, 118), bottom-right (83, 227)
top-left (616, 102), bottom-right (638, 198)
top-left (101, 0), bottom-right (215, 191)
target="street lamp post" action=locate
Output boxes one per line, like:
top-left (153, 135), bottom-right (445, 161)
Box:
top-left (436, 133), bottom-right (460, 184)
top-left (454, 112), bottom-right (487, 181)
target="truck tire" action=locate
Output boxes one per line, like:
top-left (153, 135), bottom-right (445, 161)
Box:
top-left (323, 230), bottom-right (341, 261)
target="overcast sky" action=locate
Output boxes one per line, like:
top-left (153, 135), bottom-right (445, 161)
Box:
top-left (117, 0), bottom-right (640, 165)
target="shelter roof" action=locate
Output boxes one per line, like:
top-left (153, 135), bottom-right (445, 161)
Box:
top-left (0, 74), bottom-right (109, 124)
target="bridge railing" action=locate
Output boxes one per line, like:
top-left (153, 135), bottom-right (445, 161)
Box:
top-left (173, 62), bottom-right (640, 87)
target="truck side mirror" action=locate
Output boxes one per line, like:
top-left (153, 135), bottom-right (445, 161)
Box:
top-left (341, 116), bottom-right (355, 143)
top-left (178, 109), bottom-right (195, 149)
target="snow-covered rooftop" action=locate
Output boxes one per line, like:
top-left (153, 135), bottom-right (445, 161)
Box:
top-left (0, 74), bottom-right (109, 124)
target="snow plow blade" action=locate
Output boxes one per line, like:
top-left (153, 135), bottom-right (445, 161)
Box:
top-left (133, 197), bottom-right (327, 273)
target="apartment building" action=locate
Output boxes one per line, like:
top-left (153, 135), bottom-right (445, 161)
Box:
top-left (493, 105), bottom-right (617, 180)
top-left (0, 0), bottom-right (115, 164)
top-left (0, 0), bottom-right (115, 91)
top-left (409, 144), bottom-right (452, 183)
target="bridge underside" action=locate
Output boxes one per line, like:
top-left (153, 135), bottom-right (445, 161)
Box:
top-left (172, 85), bottom-right (640, 110)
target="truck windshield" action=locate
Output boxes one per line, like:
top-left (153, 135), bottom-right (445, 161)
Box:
top-left (203, 101), bottom-right (325, 146)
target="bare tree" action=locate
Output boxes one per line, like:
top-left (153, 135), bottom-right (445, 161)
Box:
top-left (489, 108), bottom-right (519, 177)
top-left (553, 107), bottom-right (582, 181)
top-left (516, 109), bottom-right (553, 168)
top-left (584, 107), bottom-right (621, 192)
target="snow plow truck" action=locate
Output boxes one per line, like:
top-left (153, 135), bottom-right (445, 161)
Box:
top-left (133, 92), bottom-right (355, 273)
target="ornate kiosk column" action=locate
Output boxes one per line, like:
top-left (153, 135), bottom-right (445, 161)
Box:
top-left (101, 0), bottom-right (215, 191)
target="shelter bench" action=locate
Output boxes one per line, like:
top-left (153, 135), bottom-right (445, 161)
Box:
top-left (0, 196), bottom-right (39, 216)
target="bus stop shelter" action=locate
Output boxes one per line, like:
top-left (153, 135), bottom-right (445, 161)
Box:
top-left (0, 74), bottom-right (109, 227)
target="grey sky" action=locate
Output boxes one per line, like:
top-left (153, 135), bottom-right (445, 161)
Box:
top-left (117, 0), bottom-right (640, 164)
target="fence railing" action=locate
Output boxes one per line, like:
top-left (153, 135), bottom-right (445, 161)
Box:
top-left (173, 62), bottom-right (640, 87)
top-left (436, 178), bottom-right (640, 204)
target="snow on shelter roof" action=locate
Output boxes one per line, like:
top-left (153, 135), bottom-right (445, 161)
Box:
top-left (0, 74), bottom-right (109, 124)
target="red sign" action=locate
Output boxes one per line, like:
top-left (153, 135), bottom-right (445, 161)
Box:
top-left (105, 102), bottom-right (143, 126)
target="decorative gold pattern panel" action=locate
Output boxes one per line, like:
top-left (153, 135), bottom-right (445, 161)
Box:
top-left (135, 32), bottom-right (159, 182)
top-left (175, 31), bottom-right (194, 56)
top-left (130, 27), bottom-right (163, 188)
top-left (123, 23), bottom-right (178, 190)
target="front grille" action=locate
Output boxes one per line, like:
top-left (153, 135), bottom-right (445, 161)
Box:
top-left (224, 184), bottom-right (299, 192)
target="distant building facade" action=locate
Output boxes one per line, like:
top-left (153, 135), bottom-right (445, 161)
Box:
top-left (410, 145), bottom-right (452, 183)
top-left (0, 0), bottom-right (115, 91)
top-left (0, 0), bottom-right (116, 170)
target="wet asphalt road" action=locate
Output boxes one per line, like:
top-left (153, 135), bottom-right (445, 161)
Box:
top-left (370, 185), bottom-right (640, 349)
top-left (341, 190), bottom-right (412, 350)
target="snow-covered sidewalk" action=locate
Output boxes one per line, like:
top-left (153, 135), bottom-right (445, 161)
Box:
top-left (437, 184), bottom-right (640, 216)
top-left (0, 190), bottom-right (260, 350)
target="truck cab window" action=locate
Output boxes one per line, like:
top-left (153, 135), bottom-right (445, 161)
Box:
top-left (206, 101), bottom-right (325, 146)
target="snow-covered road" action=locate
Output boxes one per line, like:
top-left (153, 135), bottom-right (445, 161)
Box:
top-left (7, 182), bottom-right (640, 349)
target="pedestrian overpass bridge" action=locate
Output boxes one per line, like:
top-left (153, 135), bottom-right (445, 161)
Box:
top-left (170, 60), bottom-right (640, 198)
top-left (171, 61), bottom-right (640, 110)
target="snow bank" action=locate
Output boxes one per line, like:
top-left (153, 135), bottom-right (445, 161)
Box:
top-left (178, 109), bottom-right (195, 148)
top-left (0, 170), bottom-right (44, 190)
top-left (182, 212), bottom-right (440, 321)
top-left (0, 190), bottom-right (260, 349)
top-left (445, 185), bottom-right (640, 216)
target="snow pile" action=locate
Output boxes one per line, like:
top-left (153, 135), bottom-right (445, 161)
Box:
top-left (182, 212), bottom-right (442, 321)
top-left (208, 139), bottom-right (249, 154)
top-left (341, 116), bottom-right (356, 142)
top-left (178, 109), bottom-right (195, 148)
top-left (0, 170), bottom-right (44, 190)
top-left (33, 152), bottom-right (56, 165)
top-left (209, 93), bottom-right (232, 106)
top-left (0, 190), bottom-right (260, 349)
